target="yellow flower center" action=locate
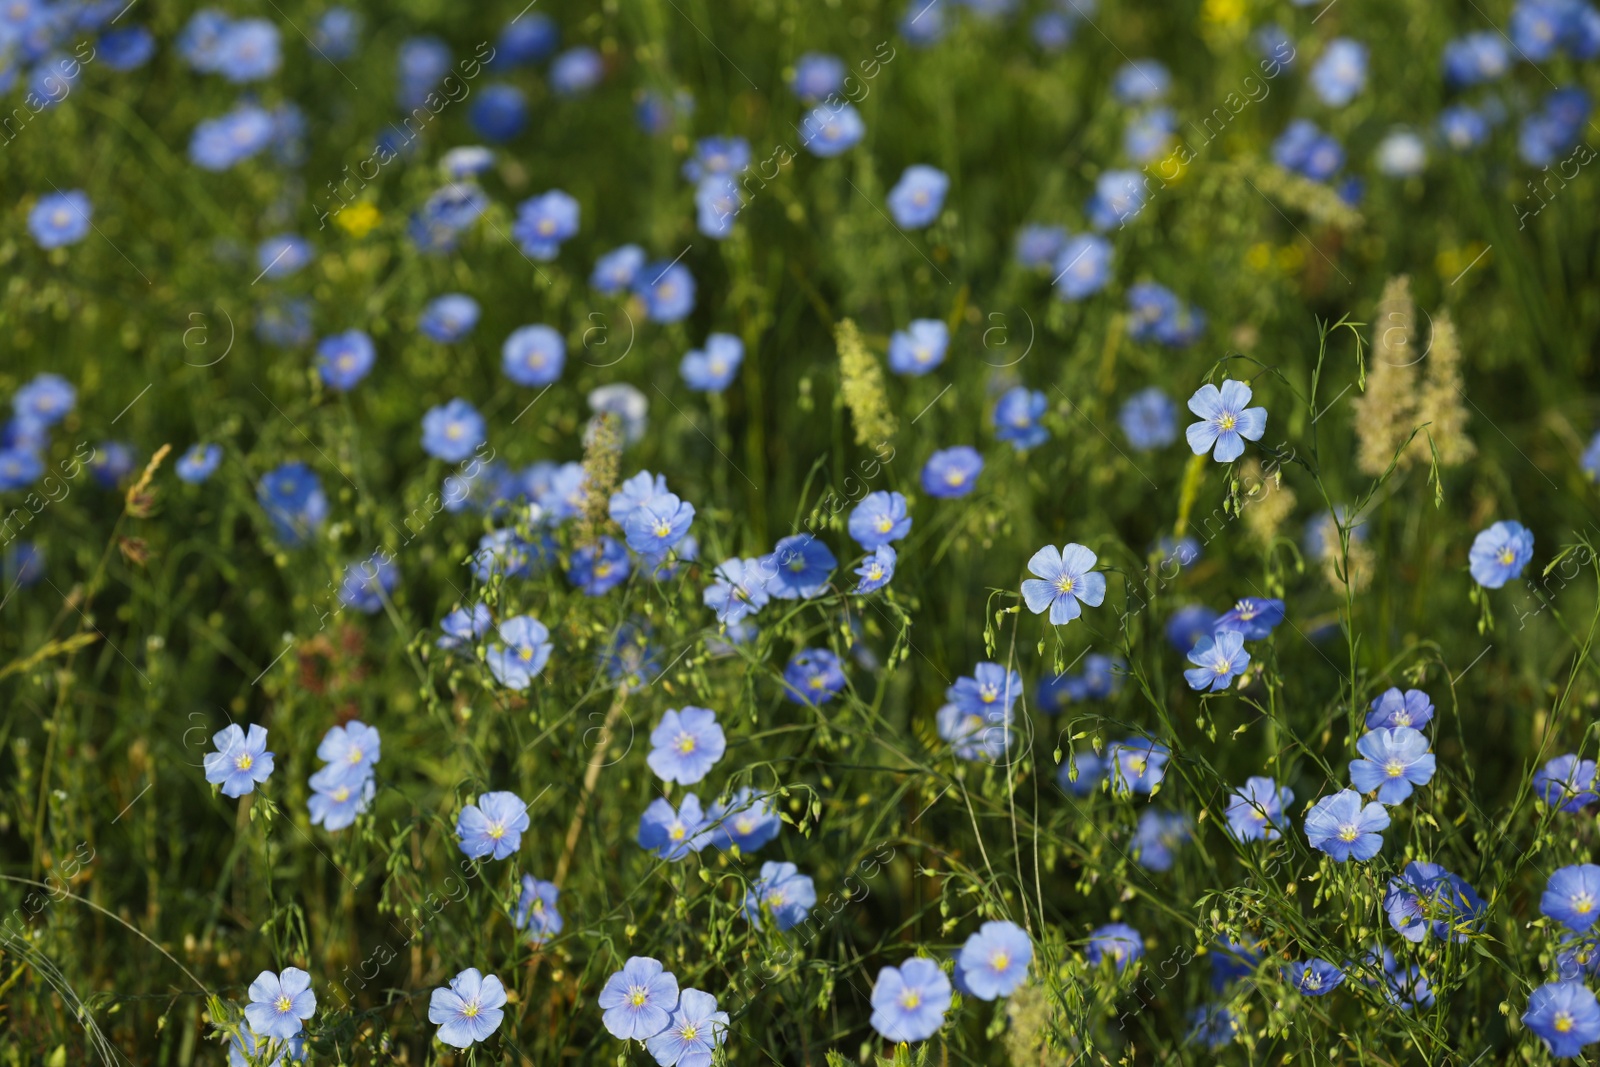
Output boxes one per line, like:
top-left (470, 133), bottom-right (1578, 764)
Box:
top-left (1337, 825), bottom-right (1359, 842)
top-left (1217, 413), bottom-right (1237, 431)
top-left (488, 823), bottom-right (505, 840)
top-left (654, 519), bottom-right (672, 538)
top-left (944, 470), bottom-right (965, 486)
top-left (876, 516), bottom-right (893, 532)
top-left (1577, 895), bottom-right (1595, 915)
top-left (594, 562), bottom-right (613, 578)
top-left (629, 988), bottom-right (648, 1006)
top-left (446, 424), bottom-right (464, 440)
top-left (990, 951), bottom-right (1010, 971)
top-left (1128, 758), bottom-right (1147, 773)
top-left (275, 994), bottom-right (292, 1013)
top-left (681, 1023), bottom-right (699, 1040)
top-left (1497, 546), bottom-right (1516, 565)
top-left (1385, 759), bottom-right (1406, 778)
top-left (348, 748), bottom-right (362, 764)
top-left (1055, 575), bottom-right (1075, 593)
top-left (1393, 712), bottom-right (1411, 726)
top-left (333, 785), bottom-right (350, 802)
top-left (901, 991), bottom-right (921, 1009)
top-left (866, 564), bottom-right (884, 580)
top-left (808, 676), bottom-right (825, 689)
top-left (538, 218), bottom-right (556, 236)
top-left (236, 753), bottom-right (254, 771)
top-left (462, 1001), bottom-right (480, 1018)
top-left (676, 734), bottom-right (697, 754)
top-left (1556, 1012), bottom-right (1575, 1033)
top-left (519, 647), bottom-right (535, 662)
top-left (669, 824), bottom-right (686, 840)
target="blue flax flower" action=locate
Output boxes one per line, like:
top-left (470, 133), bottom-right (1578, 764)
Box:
top-left (869, 957), bottom-right (951, 1042)
top-left (1052, 234), bottom-right (1112, 300)
top-left (15, 372), bottom-right (75, 425)
top-left (1056, 750), bottom-right (1106, 796)
top-left (681, 136), bottom-right (750, 181)
top-left (338, 553), bottom-right (398, 614)
top-left (592, 244), bottom-right (645, 294)
top-left (568, 538), bottom-right (631, 596)
top-left (419, 294), bottom-right (480, 342)
top-left (638, 794), bottom-right (708, 860)
top-left (710, 788), bottom-right (782, 852)
top-left (486, 616), bottom-right (553, 690)
top-left (1112, 59), bottom-right (1169, 103)
top-left (1087, 923), bottom-right (1143, 971)
top-left (438, 604), bottom-right (492, 651)
top-left (1348, 727), bottom-right (1436, 804)
top-left (1186, 1005), bottom-right (1239, 1050)
top-left (1384, 862), bottom-right (1485, 943)
top-left (308, 764), bottom-right (374, 831)
top-left (1310, 38), bottom-right (1367, 107)
top-left (1545, 865), bottom-right (1600, 933)
top-left (957, 921), bottom-right (1032, 999)
top-left (470, 83), bottom-right (527, 141)
top-left (1119, 387), bottom-right (1177, 449)
top-left (1524, 981), bottom-right (1600, 1059)
top-left (502, 325), bottom-right (566, 387)
top-left (316, 720), bottom-right (380, 781)
top-left (515, 876), bottom-right (563, 945)
top-left (1287, 959), bottom-right (1344, 996)
top-left (938, 701), bottom-right (1014, 762)
top-left (949, 662), bottom-right (1023, 719)
top-left (799, 102), bottom-right (865, 157)
top-left (1537, 755), bottom-right (1600, 812)
top-left (922, 446), bottom-right (983, 498)
top-left (456, 791), bottom-right (530, 861)
top-left (176, 444), bottom-right (222, 484)
top-left (625, 493), bottom-right (696, 559)
top-left (1014, 224), bottom-right (1066, 268)
top-left (791, 52), bottom-right (845, 101)
top-left (550, 46), bottom-right (603, 95)
top-left (783, 648), bottom-right (846, 705)
top-left (1366, 687), bottom-right (1434, 730)
top-left (428, 968), bottom-right (506, 1048)
top-left (421, 398), bottom-right (486, 462)
top-left (647, 989), bottom-right (729, 1067)
top-left (854, 546), bottom-right (896, 593)
top-left (1214, 597), bottom-right (1285, 640)
top-left (634, 261), bottom-right (697, 323)
top-left (257, 460), bottom-right (326, 547)
top-left (1132, 809), bottom-right (1191, 871)
top-left (203, 724), bottom-right (275, 798)
top-left (609, 470), bottom-right (668, 524)
top-left (246, 968), bottom-right (315, 1041)
top-left (703, 557), bottom-right (770, 625)
top-left (680, 334), bottom-right (743, 392)
top-left (1469, 520), bottom-right (1534, 588)
top-left (317, 330), bottom-right (376, 391)
top-left (993, 387), bottom-right (1049, 450)
top-left (29, 190), bottom-right (90, 248)
top-left (848, 491), bottom-right (911, 549)
top-left (1109, 738), bottom-right (1168, 794)
top-left (1382, 966), bottom-right (1435, 1010)
top-left (1184, 631), bottom-right (1250, 691)
top-left (512, 190), bottom-right (579, 260)
top-left (888, 319), bottom-right (949, 376)
top-left (887, 165), bottom-right (949, 228)
top-left (744, 861), bottom-right (816, 930)
top-left (764, 534), bottom-right (835, 598)
top-left (1021, 543), bottom-right (1106, 625)
top-left (227, 1024), bottom-right (302, 1067)
top-left (1225, 776), bottom-right (1293, 841)
top-left (599, 957), bottom-right (679, 1040)
top-left (647, 707), bottom-right (725, 785)
top-left (1185, 380), bottom-right (1266, 462)
top-left (1304, 789), bottom-right (1388, 861)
